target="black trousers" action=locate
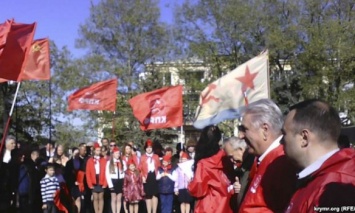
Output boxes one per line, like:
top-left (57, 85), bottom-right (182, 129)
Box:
top-left (43, 201), bottom-right (57, 213)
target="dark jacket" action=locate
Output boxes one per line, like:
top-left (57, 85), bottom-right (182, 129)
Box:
top-left (18, 159), bottom-right (41, 203)
top-left (0, 149), bottom-right (18, 210)
top-left (158, 167), bottom-right (175, 194)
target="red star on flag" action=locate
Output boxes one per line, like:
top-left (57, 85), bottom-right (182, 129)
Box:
top-left (236, 65), bottom-right (258, 92)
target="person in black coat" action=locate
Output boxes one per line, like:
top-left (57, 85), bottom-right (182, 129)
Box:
top-left (0, 135), bottom-right (18, 213)
top-left (18, 149), bottom-right (42, 213)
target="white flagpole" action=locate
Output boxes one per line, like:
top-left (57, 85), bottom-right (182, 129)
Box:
top-left (180, 125), bottom-right (184, 150)
top-left (9, 82), bottom-right (21, 116)
top-left (0, 82), bottom-right (21, 154)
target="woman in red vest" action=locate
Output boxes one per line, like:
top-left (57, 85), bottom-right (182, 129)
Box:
top-left (188, 125), bottom-right (233, 213)
top-left (139, 139), bottom-right (160, 213)
top-left (86, 143), bottom-right (107, 213)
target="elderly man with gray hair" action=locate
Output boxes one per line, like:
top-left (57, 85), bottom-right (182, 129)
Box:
top-left (223, 137), bottom-right (254, 212)
top-left (238, 99), bottom-right (298, 213)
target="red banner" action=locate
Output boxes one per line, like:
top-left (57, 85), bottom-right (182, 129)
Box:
top-left (0, 22), bottom-right (36, 81)
top-left (21, 38), bottom-right (50, 80)
top-left (0, 38), bottom-right (50, 82)
top-left (129, 85), bottom-right (183, 130)
top-left (0, 20), bottom-right (12, 52)
top-left (68, 79), bottom-right (117, 112)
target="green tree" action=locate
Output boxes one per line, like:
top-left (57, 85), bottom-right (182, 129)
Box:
top-left (75, 0), bottom-right (171, 147)
top-left (173, 0), bottom-right (355, 125)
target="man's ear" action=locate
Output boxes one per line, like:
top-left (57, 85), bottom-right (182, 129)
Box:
top-left (262, 123), bottom-right (269, 141)
top-left (300, 129), bottom-right (310, 148)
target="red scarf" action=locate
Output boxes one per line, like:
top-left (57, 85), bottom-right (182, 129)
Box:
top-left (93, 156), bottom-right (100, 164)
top-left (163, 164), bottom-right (172, 173)
top-left (116, 161), bottom-right (122, 171)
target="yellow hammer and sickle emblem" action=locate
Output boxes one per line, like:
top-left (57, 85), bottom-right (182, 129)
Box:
top-left (32, 44), bottom-right (42, 53)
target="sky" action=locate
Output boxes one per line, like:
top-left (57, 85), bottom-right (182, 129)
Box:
top-left (0, 0), bottom-right (174, 57)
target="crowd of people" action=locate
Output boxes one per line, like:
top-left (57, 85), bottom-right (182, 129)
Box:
top-left (0, 98), bottom-right (355, 213)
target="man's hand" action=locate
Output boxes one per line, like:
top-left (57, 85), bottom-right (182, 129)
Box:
top-left (233, 177), bottom-right (241, 194)
top-left (42, 204), bottom-right (47, 209)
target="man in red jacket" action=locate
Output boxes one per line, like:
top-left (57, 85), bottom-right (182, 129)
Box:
top-left (282, 100), bottom-right (355, 213)
top-left (238, 99), bottom-right (298, 213)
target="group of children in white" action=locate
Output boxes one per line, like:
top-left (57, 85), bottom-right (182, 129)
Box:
top-left (40, 139), bottom-right (193, 213)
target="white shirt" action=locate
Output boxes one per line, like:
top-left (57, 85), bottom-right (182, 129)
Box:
top-left (105, 160), bottom-right (126, 188)
top-left (298, 149), bottom-right (339, 179)
top-left (94, 156), bottom-right (100, 174)
top-left (46, 150), bottom-right (54, 158)
top-left (156, 169), bottom-right (178, 181)
top-left (258, 135), bottom-right (283, 165)
top-left (146, 153), bottom-right (155, 172)
top-left (189, 152), bottom-right (195, 159)
top-left (2, 150), bottom-right (11, 163)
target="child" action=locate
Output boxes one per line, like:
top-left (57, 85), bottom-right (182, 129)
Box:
top-left (139, 139), bottom-right (160, 213)
top-left (86, 142), bottom-right (107, 213)
top-left (121, 143), bottom-right (139, 213)
top-left (106, 146), bottom-right (126, 213)
top-left (123, 157), bottom-right (145, 213)
top-left (157, 154), bottom-right (177, 213)
top-left (40, 163), bottom-right (60, 213)
top-left (175, 152), bottom-right (194, 213)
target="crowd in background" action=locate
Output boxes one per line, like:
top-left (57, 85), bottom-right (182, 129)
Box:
top-left (0, 134), bottom-right (200, 213)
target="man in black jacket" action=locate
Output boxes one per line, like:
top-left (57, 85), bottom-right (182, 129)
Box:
top-left (0, 135), bottom-right (18, 212)
top-left (18, 149), bottom-right (42, 213)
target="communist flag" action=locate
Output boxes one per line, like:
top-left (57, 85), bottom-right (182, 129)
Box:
top-left (129, 85), bottom-right (183, 131)
top-left (21, 38), bottom-right (50, 80)
top-left (0, 22), bottom-right (36, 81)
top-left (0, 38), bottom-right (50, 83)
top-left (68, 79), bottom-right (117, 112)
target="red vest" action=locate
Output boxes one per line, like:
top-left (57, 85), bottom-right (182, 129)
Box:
top-left (285, 148), bottom-right (355, 213)
top-left (85, 157), bottom-right (107, 188)
top-left (239, 145), bottom-right (297, 213)
top-left (139, 154), bottom-right (161, 178)
top-left (188, 150), bottom-right (233, 213)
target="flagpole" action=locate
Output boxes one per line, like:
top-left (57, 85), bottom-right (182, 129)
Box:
top-left (0, 82), bottom-right (21, 154)
top-left (49, 79), bottom-right (52, 143)
top-left (180, 125), bottom-right (184, 150)
top-left (112, 111), bottom-right (116, 140)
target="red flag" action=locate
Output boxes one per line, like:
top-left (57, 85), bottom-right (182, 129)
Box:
top-left (0, 20), bottom-right (12, 52)
top-left (21, 38), bottom-right (50, 80)
top-left (0, 38), bottom-right (50, 82)
top-left (68, 79), bottom-right (117, 112)
top-left (129, 85), bottom-right (183, 130)
top-left (0, 22), bottom-right (36, 81)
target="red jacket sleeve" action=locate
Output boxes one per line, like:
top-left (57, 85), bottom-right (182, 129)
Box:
top-left (100, 159), bottom-right (108, 188)
top-left (86, 159), bottom-right (93, 189)
top-left (188, 162), bottom-right (209, 198)
top-left (77, 171), bottom-right (85, 192)
top-left (138, 155), bottom-right (146, 178)
top-left (155, 155), bottom-right (161, 170)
